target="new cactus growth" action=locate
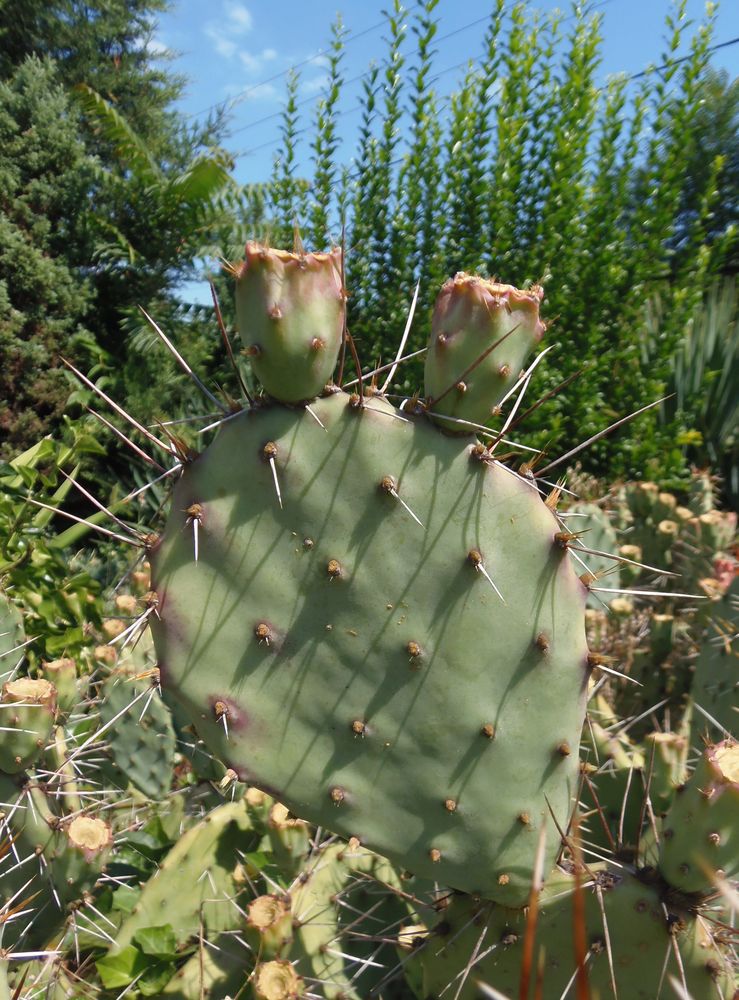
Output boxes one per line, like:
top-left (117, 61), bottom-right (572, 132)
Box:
top-left (424, 274), bottom-right (545, 432)
top-left (151, 248), bottom-right (591, 905)
top-left (253, 959), bottom-right (304, 1000)
top-left (235, 242), bottom-right (345, 403)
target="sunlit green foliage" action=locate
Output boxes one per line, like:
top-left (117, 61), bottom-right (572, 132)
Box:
top-left (268, 0), bottom-right (736, 481)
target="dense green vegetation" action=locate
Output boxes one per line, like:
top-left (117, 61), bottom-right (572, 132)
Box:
top-left (1, 0), bottom-right (736, 495)
top-left (0, 4), bottom-right (736, 995)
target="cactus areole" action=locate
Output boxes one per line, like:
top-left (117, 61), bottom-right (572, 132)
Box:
top-left (151, 246), bottom-right (590, 905)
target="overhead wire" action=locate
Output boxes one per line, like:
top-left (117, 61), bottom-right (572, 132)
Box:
top-left (233, 25), bottom-right (738, 169)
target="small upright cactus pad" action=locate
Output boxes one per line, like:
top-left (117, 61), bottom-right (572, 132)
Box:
top-left (689, 577), bottom-right (738, 746)
top-left (152, 388), bottom-right (589, 905)
top-left (0, 589), bottom-right (24, 667)
top-left (567, 502), bottom-right (620, 605)
top-left (0, 677), bottom-right (56, 773)
top-left (424, 274), bottom-right (545, 432)
top-left (235, 243), bottom-right (345, 403)
top-left (98, 670), bottom-right (176, 800)
top-left (660, 739), bottom-right (738, 893)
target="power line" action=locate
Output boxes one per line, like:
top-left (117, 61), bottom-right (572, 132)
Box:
top-left (226, 8), bottom-right (505, 139)
top-left (185, 16), bottom-right (386, 121)
top-left (233, 27), bottom-right (737, 166)
top-left (627, 33), bottom-right (739, 82)
top-left (233, 0), bottom-right (609, 158)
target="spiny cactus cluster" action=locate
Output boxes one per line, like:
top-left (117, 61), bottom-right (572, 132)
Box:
top-left (0, 242), bottom-right (736, 998)
top-left (152, 249), bottom-right (589, 905)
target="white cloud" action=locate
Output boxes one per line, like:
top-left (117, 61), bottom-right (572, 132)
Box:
top-left (206, 2), bottom-right (253, 60)
top-left (206, 25), bottom-right (237, 59)
top-left (225, 1), bottom-right (253, 32)
top-left (239, 47), bottom-right (278, 74)
top-left (243, 82), bottom-right (278, 101)
top-left (146, 36), bottom-right (168, 55)
top-left (301, 74), bottom-right (328, 96)
top-left (308, 54), bottom-right (330, 70)
top-left (223, 81), bottom-right (277, 102)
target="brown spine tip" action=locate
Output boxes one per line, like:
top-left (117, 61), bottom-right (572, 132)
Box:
top-left (330, 786), bottom-right (345, 805)
top-left (255, 622), bottom-right (272, 644)
top-left (327, 558), bottom-right (342, 579)
top-left (429, 848), bottom-right (442, 863)
top-left (467, 549), bottom-right (483, 568)
top-left (351, 720), bottom-right (366, 736)
top-left (444, 798), bottom-right (457, 813)
top-left (481, 723), bottom-right (496, 740)
top-left (144, 590), bottom-right (159, 609)
top-left (554, 530), bottom-right (576, 549)
top-left (535, 633), bottom-right (550, 652)
top-left (556, 741), bottom-right (571, 757)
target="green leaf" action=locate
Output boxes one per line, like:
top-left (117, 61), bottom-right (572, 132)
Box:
top-left (45, 627), bottom-right (84, 655)
top-left (139, 959), bottom-right (178, 995)
top-left (112, 884), bottom-right (141, 914)
top-left (133, 924), bottom-right (177, 958)
top-left (96, 945), bottom-right (147, 988)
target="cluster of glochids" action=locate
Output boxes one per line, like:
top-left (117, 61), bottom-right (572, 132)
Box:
top-left (0, 241), bottom-right (735, 998)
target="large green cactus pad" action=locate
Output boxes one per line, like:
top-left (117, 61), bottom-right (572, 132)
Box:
top-left (406, 867), bottom-right (734, 999)
top-left (151, 390), bottom-right (589, 904)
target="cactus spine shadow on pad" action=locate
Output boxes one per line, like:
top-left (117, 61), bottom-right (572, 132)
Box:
top-left (151, 249), bottom-right (591, 905)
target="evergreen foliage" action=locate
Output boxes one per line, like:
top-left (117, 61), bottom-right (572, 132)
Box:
top-left (0, 59), bottom-right (94, 456)
top-left (267, 0), bottom-right (737, 482)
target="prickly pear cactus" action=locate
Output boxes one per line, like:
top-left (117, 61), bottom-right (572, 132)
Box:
top-left (660, 739), bottom-right (739, 893)
top-left (567, 502), bottom-right (621, 605)
top-left (689, 577), bottom-right (738, 746)
top-left (0, 774), bottom-right (112, 948)
top-left (405, 865), bottom-right (735, 999)
top-left (0, 677), bottom-right (56, 773)
top-left (97, 665), bottom-right (176, 800)
top-left (0, 589), bottom-right (24, 668)
top-left (235, 242), bottom-right (345, 403)
top-left (151, 247), bottom-right (591, 906)
top-left (424, 274), bottom-right (545, 432)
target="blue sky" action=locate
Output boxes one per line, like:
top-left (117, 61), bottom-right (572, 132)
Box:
top-left (155, 0), bottom-right (738, 188)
